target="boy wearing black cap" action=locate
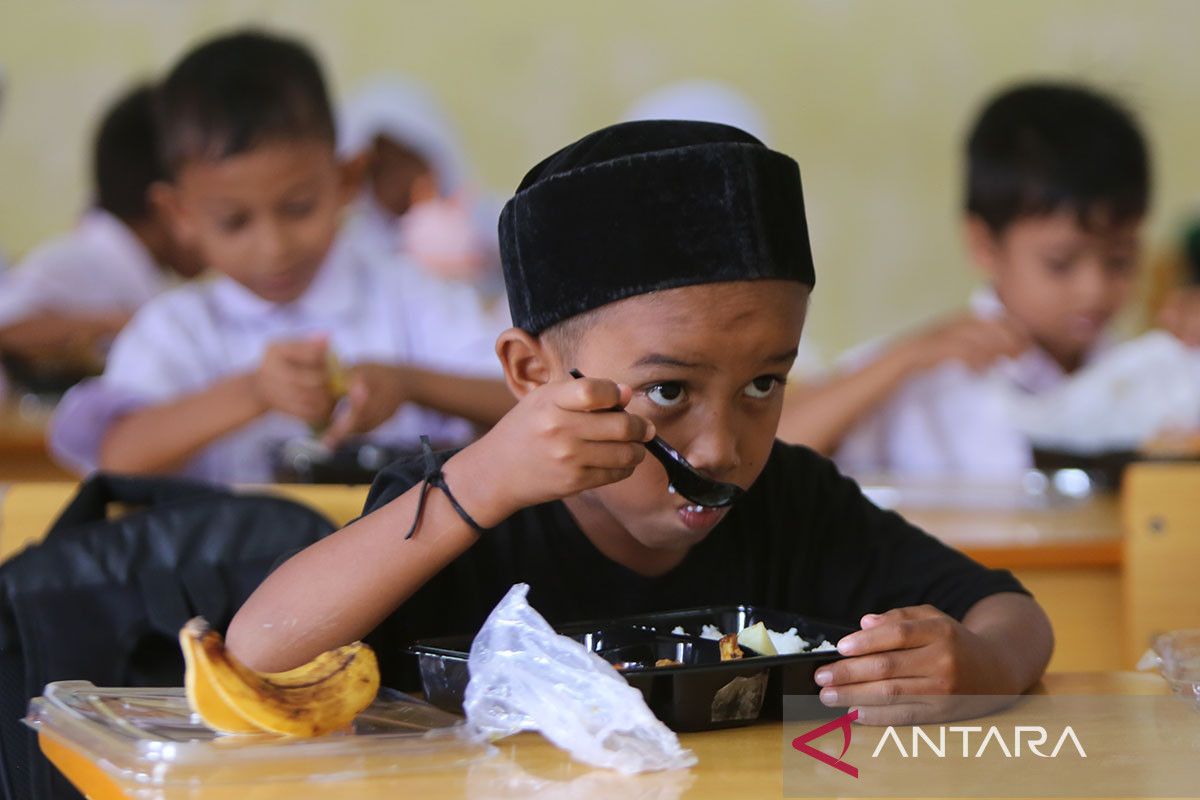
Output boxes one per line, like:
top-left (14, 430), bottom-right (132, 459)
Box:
top-left (229, 121), bottom-right (1052, 725)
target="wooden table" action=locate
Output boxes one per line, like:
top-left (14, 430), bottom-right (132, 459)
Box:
top-left (40, 672), bottom-right (1172, 799)
top-left (0, 401), bottom-right (72, 481)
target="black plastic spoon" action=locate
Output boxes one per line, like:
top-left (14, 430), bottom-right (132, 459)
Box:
top-left (569, 369), bottom-right (746, 508)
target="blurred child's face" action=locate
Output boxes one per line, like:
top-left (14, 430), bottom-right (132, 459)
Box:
top-left (370, 135), bottom-right (435, 218)
top-left (561, 280), bottom-right (807, 552)
top-left (968, 211), bottom-right (1141, 368)
top-left (165, 140), bottom-right (358, 303)
top-left (135, 190), bottom-right (207, 279)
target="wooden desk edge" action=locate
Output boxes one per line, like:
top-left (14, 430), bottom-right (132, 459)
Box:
top-left (962, 540), bottom-right (1122, 570)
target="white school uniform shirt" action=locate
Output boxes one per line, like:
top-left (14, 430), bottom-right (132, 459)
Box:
top-left (833, 287), bottom-right (1112, 480)
top-left (50, 228), bottom-right (504, 483)
top-left (0, 210), bottom-right (170, 328)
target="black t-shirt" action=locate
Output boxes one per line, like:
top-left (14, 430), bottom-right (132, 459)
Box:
top-left (362, 441), bottom-right (1028, 689)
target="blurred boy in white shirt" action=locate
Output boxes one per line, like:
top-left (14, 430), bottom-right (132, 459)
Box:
top-left (830, 82), bottom-right (1149, 478)
top-left (0, 84), bottom-right (202, 373)
top-left (51, 31), bottom-right (513, 483)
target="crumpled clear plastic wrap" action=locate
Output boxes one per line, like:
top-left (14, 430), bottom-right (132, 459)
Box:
top-left (1137, 628), bottom-right (1200, 706)
top-left (1004, 331), bottom-right (1200, 453)
top-left (462, 584), bottom-right (697, 774)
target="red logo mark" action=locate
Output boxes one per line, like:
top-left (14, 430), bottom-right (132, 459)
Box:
top-left (791, 709), bottom-right (859, 778)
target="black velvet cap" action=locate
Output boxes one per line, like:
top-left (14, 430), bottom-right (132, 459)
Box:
top-left (499, 120), bottom-right (816, 335)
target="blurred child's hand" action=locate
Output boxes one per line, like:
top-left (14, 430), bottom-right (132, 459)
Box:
top-left (447, 376), bottom-right (656, 527)
top-left (813, 605), bottom-right (1018, 726)
top-left (903, 313), bottom-right (1029, 373)
top-left (1158, 287), bottom-right (1200, 347)
top-left (252, 337), bottom-right (337, 426)
top-left (320, 363), bottom-right (409, 448)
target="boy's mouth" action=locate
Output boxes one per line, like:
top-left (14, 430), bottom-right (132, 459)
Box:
top-left (668, 484), bottom-right (728, 530)
top-left (675, 503), bottom-right (726, 531)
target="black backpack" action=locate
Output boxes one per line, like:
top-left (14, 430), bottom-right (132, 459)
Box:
top-left (0, 473), bottom-right (339, 800)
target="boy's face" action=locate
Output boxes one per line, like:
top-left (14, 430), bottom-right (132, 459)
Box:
top-left (370, 135), bottom-right (435, 217)
top-left (968, 211), bottom-right (1142, 367)
top-left (562, 280), bottom-right (807, 551)
top-left (164, 140), bottom-right (358, 303)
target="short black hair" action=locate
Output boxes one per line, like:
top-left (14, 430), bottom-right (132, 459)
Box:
top-left (540, 305), bottom-right (611, 363)
top-left (965, 82), bottom-right (1150, 234)
top-left (156, 29), bottom-right (335, 176)
top-left (93, 83), bottom-right (163, 222)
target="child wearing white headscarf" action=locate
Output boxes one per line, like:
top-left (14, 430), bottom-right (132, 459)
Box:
top-left (339, 78), bottom-right (504, 299)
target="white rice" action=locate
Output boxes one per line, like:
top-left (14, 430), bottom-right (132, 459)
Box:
top-left (766, 626), bottom-right (805, 655)
top-left (673, 623), bottom-right (838, 653)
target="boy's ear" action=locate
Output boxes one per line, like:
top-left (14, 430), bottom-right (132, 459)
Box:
top-left (338, 152), bottom-right (370, 205)
top-left (147, 181), bottom-right (197, 247)
top-left (964, 215), bottom-right (1004, 280)
top-left (495, 328), bottom-right (556, 399)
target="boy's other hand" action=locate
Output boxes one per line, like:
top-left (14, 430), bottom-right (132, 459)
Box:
top-left (903, 313), bottom-right (1029, 373)
top-left (813, 605), bottom-right (1017, 726)
top-left (320, 363), bottom-right (409, 448)
top-left (448, 375), bottom-right (656, 527)
top-left (1158, 287), bottom-right (1200, 347)
top-left (253, 337), bottom-right (337, 426)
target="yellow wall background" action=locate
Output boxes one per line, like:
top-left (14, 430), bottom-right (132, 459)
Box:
top-left (1, 0), bottom-right (1198, 356)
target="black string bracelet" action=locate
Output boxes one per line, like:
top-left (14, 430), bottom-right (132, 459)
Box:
top-left (403, 435), bottom-right (487, 540)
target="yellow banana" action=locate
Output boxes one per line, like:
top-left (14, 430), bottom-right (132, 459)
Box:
top-left (179, 618), bottom-right (380, 737)
top-left (181, 623), bottom-right (260, 734)
top-left (327, 351), bottom-right (348, 400)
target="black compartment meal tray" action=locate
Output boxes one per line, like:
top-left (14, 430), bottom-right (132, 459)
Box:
top-left (408, 604), bottom-right (853, 732)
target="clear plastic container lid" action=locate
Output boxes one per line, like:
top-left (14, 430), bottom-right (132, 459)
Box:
top-left (25, 681), bottom-right (491, 788)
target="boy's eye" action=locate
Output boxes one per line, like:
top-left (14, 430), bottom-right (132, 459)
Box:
top-left (744, 376), bottom-right (780, 399)
top-left (281, 199), bottom-right (316, 218)
top-left (645, 382), bottom-right (686, 408)
top-left (217, 213), bottom-right (250, 233)
top-left (1044, 257), bottom-right (1074, 275)
top-left (1105, 255), bottom-right (1136, 275)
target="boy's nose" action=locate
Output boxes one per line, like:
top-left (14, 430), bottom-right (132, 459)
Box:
top-left (682, 413), bottom-right (742, 479)
top-left (1073, 260), bottom-right (1111, 303)
top-left (258, 220), bottom-right (294, 264)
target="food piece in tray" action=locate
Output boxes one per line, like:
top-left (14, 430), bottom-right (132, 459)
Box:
top-left (719, 632), bottom-right (744, 661)
top-left (326, 351), bottom-right (348, 399)
top-left (736, 622), bottom-right (779, 656)
top-left (180, 617), bottom-right (380, 737)
top-left (674, 621), bottom-right (838, 656)
top-left (611, 658), bottom-right (683, 671)
top-left (767, 627), bottom-right (804, 655)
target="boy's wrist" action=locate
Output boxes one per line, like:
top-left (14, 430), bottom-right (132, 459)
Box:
top-left (239, 371), bottom-right (272, 417)
top-left (441, 442), bottom-right (519, 529)
top-left (970, 629), bottom-right (1027, 695)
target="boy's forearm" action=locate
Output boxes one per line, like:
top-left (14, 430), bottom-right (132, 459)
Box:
top-left (226, 446), bottom-right (507, 672)
top-left (0, 311), bottom-right (128, 360)
top-left (401, 365), bottom-right (515, 426)
top-left (777, 342), bottom-right (922, 454)
top-left (98, 373), bottom-right (264, 474)
top-left (962, 592), bottom-right (1054, 694)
